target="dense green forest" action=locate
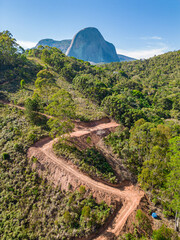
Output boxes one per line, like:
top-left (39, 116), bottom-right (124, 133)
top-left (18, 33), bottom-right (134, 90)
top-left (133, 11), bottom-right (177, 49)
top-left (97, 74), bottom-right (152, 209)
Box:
top-left (26, 41), bottom-right (180, 127)
top-left (0, 30), bottom-right (180, 239)
top-left (105, 120), bottom-right (180, 224)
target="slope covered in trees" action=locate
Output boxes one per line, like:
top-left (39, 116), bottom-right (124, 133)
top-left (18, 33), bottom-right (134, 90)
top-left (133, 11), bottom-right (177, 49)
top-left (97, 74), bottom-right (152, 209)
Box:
top-left (25, 43), bottom-right (180, 236)
top-left (0, 31), bottom-right (112, 239)
top-left (0, 107), bottom-right (111, 240)
top-left (0, 31), bottom-right (41, 93)
top-left (0, 31), bottom-right (180, 239)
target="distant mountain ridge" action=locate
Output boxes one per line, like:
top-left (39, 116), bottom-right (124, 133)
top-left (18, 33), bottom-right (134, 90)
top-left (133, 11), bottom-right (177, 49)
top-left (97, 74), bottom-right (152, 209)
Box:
top-left (117, 54), bottom-right (136, 62)
top-left (36, 39), bottom-right (71, 53)
top-left (36, 28), bottom-right (136, 63)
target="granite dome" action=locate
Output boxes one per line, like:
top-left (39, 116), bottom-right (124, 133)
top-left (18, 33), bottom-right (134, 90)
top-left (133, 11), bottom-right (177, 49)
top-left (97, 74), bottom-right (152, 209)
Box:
top-left (66, 27), bottom-right (119, 63)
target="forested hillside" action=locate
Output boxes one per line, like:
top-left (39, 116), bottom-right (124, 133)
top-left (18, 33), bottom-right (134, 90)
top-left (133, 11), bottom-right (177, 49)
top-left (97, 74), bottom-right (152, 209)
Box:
top-left (0, 30), bottom-right (179, 239)
top-left (0, 31), bottom-right (112, 239)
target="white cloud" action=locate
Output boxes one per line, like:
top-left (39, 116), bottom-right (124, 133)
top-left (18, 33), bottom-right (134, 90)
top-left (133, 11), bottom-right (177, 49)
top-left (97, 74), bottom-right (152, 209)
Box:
top-left (151, 36), bottom-right (162, 40)
top-left (140, 36), bottom-right (162, 40)
top-left (17, 40), bottom-right (36, 49)
top-left (117, 47), bottom-right (167, 59)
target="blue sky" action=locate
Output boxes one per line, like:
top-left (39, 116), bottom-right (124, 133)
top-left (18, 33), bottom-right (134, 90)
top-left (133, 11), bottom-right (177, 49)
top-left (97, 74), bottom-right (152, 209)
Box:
top-left (0, 0), bottom-right (180, 59)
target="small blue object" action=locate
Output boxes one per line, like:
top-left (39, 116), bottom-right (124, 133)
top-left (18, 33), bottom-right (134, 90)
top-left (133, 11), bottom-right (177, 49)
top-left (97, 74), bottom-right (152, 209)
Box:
top-left (152, 212), bottom-right (158, 218)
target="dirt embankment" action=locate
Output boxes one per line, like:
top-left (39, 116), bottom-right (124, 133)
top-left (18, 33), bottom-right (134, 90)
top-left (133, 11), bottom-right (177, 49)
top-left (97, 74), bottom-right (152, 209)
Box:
top-left (27, 119), bottom-right (145, 239)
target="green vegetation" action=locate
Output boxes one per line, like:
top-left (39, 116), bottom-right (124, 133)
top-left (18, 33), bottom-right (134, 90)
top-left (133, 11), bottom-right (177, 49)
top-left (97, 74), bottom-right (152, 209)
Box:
top-left (20, 79), bottom-right (25, 88)
top-left (0, 32), bottom-right (113, 239)
top-left (1, 30), bottom-right (180, 238)
top-left (152, 225), bottom-right (180, 240)
top-left (0, 31), bottom-right (41, 93)
top-left (0, 105), bottom-right (112, 239)
top-left (0, 32), bottom-right (105, 121)
top-left (105, 119), bottom-right (180, 230)
top-left (2, 152), bottom-right (10, 160)
top-left (119, 210), bottom-right (179, 240)
top-left (119, 226), bottom-right (179, 240)
top-left (24, 94), bottom-right (46, 125)
top-left (53, 140), bottom-right (118, 183)
top-left (27, 43), bottom-right (180, 127)
top-left (135, 209), bottom-right (152, 237)
top-left (35, 69), bottom-right (56, 104)
top-left (118, 209), bottom-right (152, 239)
top-left (45, 89), bottom-right (75, 137)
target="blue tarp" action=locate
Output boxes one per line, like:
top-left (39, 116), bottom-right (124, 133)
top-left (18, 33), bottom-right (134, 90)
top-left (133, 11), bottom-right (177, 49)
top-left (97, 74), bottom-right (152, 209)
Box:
top-left (152, 212), bottom-right (158, 218)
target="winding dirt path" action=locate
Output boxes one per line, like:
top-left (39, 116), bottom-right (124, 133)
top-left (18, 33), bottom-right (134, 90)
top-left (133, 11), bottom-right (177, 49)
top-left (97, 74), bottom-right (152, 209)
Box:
top-left (28, 121), bottom-right (144, 240)
top-left (2, 101), bottom-right (144, 239)
top-left (0, 100), bottom-right (53, 119)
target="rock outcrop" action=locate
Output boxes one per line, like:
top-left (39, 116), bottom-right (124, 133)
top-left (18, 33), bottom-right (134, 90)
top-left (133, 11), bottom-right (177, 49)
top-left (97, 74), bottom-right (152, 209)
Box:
top-left (66, 27), bottom-right (119, 63)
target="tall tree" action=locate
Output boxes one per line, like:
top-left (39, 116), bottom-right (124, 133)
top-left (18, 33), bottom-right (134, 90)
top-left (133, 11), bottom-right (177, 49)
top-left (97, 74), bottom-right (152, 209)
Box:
top-left (46, 89), bottom-right (75, 119)
top-left (46, 89), bottom-right (75, 138)
top-left (165, 137), bottom-right (180, 231)
top-left (35, 69), bottom-right (56, 105)
top-left (0, 30), bottom-right (24, 66)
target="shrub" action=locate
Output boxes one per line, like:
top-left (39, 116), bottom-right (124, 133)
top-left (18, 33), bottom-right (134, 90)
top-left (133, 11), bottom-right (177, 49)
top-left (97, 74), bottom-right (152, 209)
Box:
top-left (31, 157), bottom-right (38, 163)
top-left (14, 143), bottom-right (24, 152)
top-left (20, 79), bottom-right (25, 88)
top-left (135, 209), bottom-right (152, 236)
top-left (2, 152), bottom-right (10, 160)
top-left (53, 141), bottom-right (118, 183)
top-left (86, 136), bottom-right (91, 144)
top-left (79, 185), bottom-right (86, 194)
top-left (27, 133), bottom-right (37, 142)
top-left (81, 206), bottom-right (91, 218)
top-left (152, 224), bottom-right (179, 240)
top-left (63, 211), bottom-right (71, 224)
top-left (68, 183), bottom-right (72, 190)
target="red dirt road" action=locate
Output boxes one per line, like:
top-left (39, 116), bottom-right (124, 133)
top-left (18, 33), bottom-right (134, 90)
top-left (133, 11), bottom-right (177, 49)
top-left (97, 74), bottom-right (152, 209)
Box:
top-left (1, 101), bottom-right (144, 239)
top-left (0, 101), bottom-right (144, 240)
top-left (0, 101), bottom-right (53, 119)
top-left (28, 120), bottom-right (144, 240)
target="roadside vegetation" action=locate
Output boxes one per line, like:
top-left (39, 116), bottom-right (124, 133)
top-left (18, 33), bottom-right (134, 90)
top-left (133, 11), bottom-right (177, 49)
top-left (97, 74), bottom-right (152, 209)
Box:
top-left (0, 31), bottom-right (113, 239)
top-left (119, 210), bottom-right (179, 240)
top-left (105, 119), bottom-right (180, 230)
top-left (53, 140), bottom-right (118, 184)
top-left (0, 105), bottom-right (112, 239)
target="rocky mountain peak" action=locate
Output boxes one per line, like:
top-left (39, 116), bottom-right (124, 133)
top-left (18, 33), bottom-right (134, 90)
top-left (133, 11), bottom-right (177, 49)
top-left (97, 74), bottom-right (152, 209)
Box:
top-left (66, 27), bottom-right (119, 63)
